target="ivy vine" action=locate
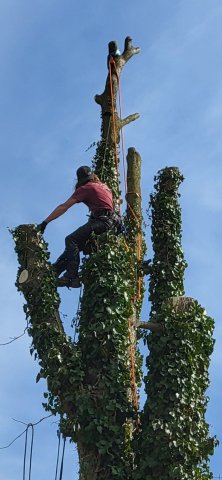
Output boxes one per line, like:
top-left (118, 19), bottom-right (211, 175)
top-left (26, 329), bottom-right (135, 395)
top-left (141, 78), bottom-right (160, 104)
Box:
top-left (148, 167), bottom-right (187, 317)
top-left (75, 232), bottom-right (143, 479)
top-left (12, 225), bottom-right (144, 479)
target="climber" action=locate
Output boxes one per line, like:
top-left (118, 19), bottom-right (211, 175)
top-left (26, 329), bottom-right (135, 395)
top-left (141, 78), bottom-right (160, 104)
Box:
top-left (38, 166), bottom-right (121, 288)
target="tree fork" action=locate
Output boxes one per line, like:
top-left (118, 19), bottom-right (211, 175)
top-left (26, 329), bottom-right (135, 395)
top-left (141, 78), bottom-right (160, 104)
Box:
top-left (95, 37), bottom-right (140, 145)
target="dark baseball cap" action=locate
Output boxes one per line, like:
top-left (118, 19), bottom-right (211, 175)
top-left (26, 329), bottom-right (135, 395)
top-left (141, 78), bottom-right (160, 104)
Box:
top-left (76, 166), bottom-right (93, 179)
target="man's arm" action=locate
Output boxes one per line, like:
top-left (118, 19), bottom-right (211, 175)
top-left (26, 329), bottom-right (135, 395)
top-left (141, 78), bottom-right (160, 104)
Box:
top-left (44, 195), bottom-right (78, 224)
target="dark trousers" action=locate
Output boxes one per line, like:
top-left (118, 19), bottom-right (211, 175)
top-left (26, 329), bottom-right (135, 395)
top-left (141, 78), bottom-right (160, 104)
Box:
top-left (53, 217), bottom-right (113, 279)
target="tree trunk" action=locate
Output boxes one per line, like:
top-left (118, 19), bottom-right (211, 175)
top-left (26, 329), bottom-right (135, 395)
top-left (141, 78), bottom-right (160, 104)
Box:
top-left (135, 168), bottom-right (216, 480)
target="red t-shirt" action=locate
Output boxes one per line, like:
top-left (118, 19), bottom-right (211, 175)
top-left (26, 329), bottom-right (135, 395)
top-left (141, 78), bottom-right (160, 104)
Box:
top-left (71, 182), bottom-right (114, 213)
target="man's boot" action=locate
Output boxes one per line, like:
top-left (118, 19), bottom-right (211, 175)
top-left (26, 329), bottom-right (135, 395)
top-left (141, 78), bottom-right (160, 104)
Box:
top-left (56, 243), bottom-right (81, 288)
top-left (52, 254), bottom-right (67, 277)
top-left (57, 276), bottom-right (81, 288)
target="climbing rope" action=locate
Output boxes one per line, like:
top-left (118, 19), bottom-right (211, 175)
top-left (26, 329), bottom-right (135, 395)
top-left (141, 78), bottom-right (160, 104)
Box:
top-left (109, 56), bottom-right (143, 410)
top-left (111, 57), bottom-right (143, 301)
top-left (59, 436), bottom-right (66, 480)
top-left (128, 318), bottom-right (139, 410)
top-left (109, 58), bottom-right (121, 214)
top-left (23, 423), bottom-right (34, 480)
top-left (55, 431), bottom-right (66, 480)
top-left (72, 284), bottom-right (83, 343)
top-left (54, 431), bottom-right (61, 480)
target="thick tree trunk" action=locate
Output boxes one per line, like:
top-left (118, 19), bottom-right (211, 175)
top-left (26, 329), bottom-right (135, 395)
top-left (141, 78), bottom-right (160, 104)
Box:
top-left (12, 225), bottom-right (80, 424)
top-left (125, 147), bottom-right (144, 413)
top-left (93, 38), bottom-right (140, 209)
top-left (135, 168), bottom-right (216, 480)
top-left (12, 37), bottom-right (143, 480)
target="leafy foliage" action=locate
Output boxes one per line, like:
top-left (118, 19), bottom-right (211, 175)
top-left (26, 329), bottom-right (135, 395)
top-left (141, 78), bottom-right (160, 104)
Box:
top-left (76, 232), bottom-right (143, 479)
top-left (11, 225), bottom-right (84, 429)
top-left (12, 225), bottom-right (144, 479)
top-left (148, 167), bottom-right (187, 316)
top-left (136, 302), bottom-right (217, 480)
top-left (135, 168), bottom-right (217, 480)
top-left (11, 156), bottom-right (216, 480)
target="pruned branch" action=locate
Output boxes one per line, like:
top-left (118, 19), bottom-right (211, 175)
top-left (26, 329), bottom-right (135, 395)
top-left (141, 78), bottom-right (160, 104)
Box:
top-left (166, 296), bottom-right (196, 313)
top-left (120, 113), bottom-right (140, 128)
top-left (136, 297), bottom-right (197, 330)
top-left (94, 36), bottom-right (140, 143)
top-left (121, 36), bottom-right (141, 64)
top-left (14, 225), bottom-right (64, 332)
top-left (12, 224), bottom-right (82, 428)
top-left (135, 321), bottom-right (164, 332)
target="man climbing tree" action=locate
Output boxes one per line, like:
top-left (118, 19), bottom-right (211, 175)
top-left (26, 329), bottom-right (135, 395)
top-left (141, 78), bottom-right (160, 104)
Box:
top-left (38, 165), bottom-right (121, 288)
top-left (12, 37), bottom-right (217, 479)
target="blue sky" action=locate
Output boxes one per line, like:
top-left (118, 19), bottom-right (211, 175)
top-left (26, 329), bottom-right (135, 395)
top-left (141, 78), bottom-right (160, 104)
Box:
top-left (0, 1), bottom-right (222, 478)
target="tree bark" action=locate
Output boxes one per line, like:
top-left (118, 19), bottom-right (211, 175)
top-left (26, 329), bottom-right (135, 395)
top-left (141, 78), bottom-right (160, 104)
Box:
top-left (95, 37), bottom-right (140, 144)
top-left (12, 37), bottom-right (143, 480)
top-left (12, 225), bottom-right (80, 423)
top-left (125, 147), bottom-right (145, 414)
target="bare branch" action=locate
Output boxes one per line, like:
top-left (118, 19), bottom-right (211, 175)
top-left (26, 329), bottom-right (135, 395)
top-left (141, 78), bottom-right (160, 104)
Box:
top-left (0, 326), bottom-right (28, 346)
top-left (94, 36), bottom-right (140, 144)
top-left (121, 36), bottom-right (141, 64)
top-left (94, 94), bottom-right (103, 106)
top-left (166, 296), bottom-right (196, 313)
top-left (120, 113), bottom-right (140, 128)
top-left (135, 321), bottom-right (164, 332)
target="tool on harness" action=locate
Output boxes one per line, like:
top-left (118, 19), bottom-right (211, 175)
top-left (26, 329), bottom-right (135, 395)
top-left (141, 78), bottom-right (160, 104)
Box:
top-left (82, 210), bottom-right (125, 255)
top-left (112, 212), bottom-right (125, 235)
top-left (90, 209), bottom-right (124, 234)
top-left (57, 276), bottom-right (81, 289)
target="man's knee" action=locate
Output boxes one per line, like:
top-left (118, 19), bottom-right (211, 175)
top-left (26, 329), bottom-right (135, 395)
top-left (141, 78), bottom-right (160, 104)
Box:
top-left (65, 233), bottom-right (78, 250)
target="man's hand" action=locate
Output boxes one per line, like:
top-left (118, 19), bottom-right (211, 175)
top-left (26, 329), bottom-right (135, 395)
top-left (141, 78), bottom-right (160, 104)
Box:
top-left (38, 221), bottom-right (47, 234)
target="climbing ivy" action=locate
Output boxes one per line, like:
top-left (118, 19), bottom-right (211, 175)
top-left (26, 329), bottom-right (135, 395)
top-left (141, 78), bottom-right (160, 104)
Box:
top-left (76, 232), bottom-right (143, 479)
top-left (12, 225), bottom-right (143, 479)
top-left (136, 302), bottom-right (217, 480)
top-left (135, 167), bottom-right (217, 480)
top-left (12, 225), bottom-right (60, 323)
top-left (11, 225), bottom-right (84, 435)
top-left (148, 167), bottom-right (187, 316)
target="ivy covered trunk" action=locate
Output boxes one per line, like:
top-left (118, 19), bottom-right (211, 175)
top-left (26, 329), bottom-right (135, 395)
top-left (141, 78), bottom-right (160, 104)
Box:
top-left (12, 37), bottom-right (144, 480)
top-left (76, 234), bottom-right (141, 479)
top-left (136, 168), bottom-right (216, 480)
top-left (12, 40), bottom-right (217, 480)
top-left (76, 38), bottom-right (144, 478)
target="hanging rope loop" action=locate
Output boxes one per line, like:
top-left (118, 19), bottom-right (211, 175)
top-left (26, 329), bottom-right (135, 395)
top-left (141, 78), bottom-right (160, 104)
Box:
top-left (23, 423), bottom-right (34, 480)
